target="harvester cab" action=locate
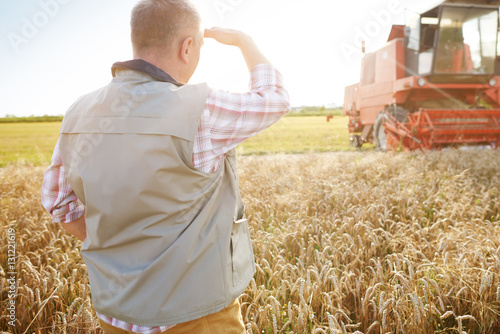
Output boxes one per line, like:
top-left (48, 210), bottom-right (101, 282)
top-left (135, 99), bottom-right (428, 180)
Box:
top-left (343, 0), bottom-right (500, 150)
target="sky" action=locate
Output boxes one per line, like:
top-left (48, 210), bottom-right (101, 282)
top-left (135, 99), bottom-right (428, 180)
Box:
top-left (0, 0), bottom-right (443, 117)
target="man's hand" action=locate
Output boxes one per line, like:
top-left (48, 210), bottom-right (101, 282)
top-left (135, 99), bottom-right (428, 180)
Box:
top-left (204, 27), bottom-right (271, 70)
top-left (204, 27), bottom-right (246, 47)
top-left (61, 215), bottom-right (87, 242)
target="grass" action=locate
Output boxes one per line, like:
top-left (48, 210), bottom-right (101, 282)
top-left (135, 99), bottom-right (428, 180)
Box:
top-left (237, 116), bottom-right (360, 155)
top-left (0, 116), bottom-right (372, 167)
top-left (0, 116), bottom-right (64, 123)
top-left (288, 107), bottom-right (343, 117)
top-left (0, 122), bottom-right (61, 167)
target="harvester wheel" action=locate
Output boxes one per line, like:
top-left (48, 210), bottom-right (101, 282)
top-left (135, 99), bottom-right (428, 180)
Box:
top-left (374, 106), bottom-right (409, 151)
top-left (374, 112), bottom-right (387, 151)
top-left (386, 105), bottom-right (409, 123)
top-left (349, 135), bottom-right (362, 148)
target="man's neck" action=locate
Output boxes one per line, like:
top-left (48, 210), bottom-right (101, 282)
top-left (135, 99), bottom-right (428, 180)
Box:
top-left (111, 60), bottom-right (183, 86)
top-left (133, 54), bottom-right (183, 83)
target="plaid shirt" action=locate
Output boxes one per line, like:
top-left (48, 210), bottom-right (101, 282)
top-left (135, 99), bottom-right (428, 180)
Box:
top-left (41, 63), bottom-right (289, 333)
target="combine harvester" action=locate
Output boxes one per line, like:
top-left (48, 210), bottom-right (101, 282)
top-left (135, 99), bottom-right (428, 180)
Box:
top-left (343, 0), bottom-right (500, 150)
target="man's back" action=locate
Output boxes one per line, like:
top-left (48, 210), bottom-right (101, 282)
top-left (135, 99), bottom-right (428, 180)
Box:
top-left (58, 67), bottom-right (255, 325)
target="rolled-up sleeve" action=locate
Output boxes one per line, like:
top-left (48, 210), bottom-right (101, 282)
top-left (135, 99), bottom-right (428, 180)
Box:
top-left (41, 139), bottom-right (85, 223)
top-left (194, 64), bottom-right (291, 173)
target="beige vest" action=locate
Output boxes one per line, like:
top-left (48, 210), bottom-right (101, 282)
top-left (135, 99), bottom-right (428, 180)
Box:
top-left (59, 70), bottom-right (256, 326)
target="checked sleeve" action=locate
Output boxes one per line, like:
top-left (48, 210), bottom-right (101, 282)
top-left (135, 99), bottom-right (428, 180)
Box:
top-left (41, 139), bottom-right (85, 224)
top-left (193, 63), bottom-right (290, 173)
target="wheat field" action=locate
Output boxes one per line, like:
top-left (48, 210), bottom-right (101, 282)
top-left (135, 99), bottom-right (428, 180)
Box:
top-left (1, 149), bottom-right (499, 333)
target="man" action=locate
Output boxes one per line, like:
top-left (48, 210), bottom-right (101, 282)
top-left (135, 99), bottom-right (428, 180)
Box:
top-left (41, 0), bottom-right (290, 333)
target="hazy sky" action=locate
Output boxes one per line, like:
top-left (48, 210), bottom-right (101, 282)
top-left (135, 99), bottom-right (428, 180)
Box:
top-left (0, 0), bottom-right (442, 117)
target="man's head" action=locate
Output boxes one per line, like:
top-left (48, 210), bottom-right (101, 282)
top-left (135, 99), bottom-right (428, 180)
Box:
top-left (131, 0), bottom-right (203, 83)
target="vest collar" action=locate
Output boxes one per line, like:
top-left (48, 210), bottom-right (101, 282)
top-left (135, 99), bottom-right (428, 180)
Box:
top-left (111, 59), bottom-right (183, 87)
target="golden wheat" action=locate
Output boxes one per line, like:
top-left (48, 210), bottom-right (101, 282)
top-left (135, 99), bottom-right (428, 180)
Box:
top-left (1, 149), bottom-right (500, 333)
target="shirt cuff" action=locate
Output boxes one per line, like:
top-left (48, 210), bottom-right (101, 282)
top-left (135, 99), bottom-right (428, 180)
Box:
top-left (51, 200), bottom-right (85, 223)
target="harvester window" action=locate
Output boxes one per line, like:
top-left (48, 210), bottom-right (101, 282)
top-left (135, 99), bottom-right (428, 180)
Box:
top-left (421, 25), bottom-right (438, 51)
top-left (435, 6), bottom-right (498, 75)
top-left (420, 16), bottom-right (439, 52)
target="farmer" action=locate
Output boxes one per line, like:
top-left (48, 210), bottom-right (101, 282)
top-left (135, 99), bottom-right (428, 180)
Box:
top-left (40, 0), bottom-right (290, 333)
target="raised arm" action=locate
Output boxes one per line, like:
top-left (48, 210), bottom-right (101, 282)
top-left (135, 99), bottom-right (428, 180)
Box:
top-left (193, 28), bottom-right (290, 173)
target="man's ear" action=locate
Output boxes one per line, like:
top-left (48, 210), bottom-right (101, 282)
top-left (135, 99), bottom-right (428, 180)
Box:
top-left (180, 37), bottom-right (194, 64)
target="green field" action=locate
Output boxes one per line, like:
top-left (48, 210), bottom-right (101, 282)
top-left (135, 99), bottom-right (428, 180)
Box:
top-left (0, 116), bottom-right (372, 167)
top-left (0, 122), bottom-right (61, 167)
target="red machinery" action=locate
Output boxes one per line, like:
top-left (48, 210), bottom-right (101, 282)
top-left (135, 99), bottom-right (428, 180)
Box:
top-left (343, 0), bottom-right (500, 150)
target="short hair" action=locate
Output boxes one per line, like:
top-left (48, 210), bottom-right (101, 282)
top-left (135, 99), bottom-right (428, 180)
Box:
top-left (131, 0), bottom-right (201, 54)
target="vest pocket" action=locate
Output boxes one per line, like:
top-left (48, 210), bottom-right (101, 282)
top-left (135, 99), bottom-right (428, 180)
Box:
top-left (230, 219), bottom-right (254, 287)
